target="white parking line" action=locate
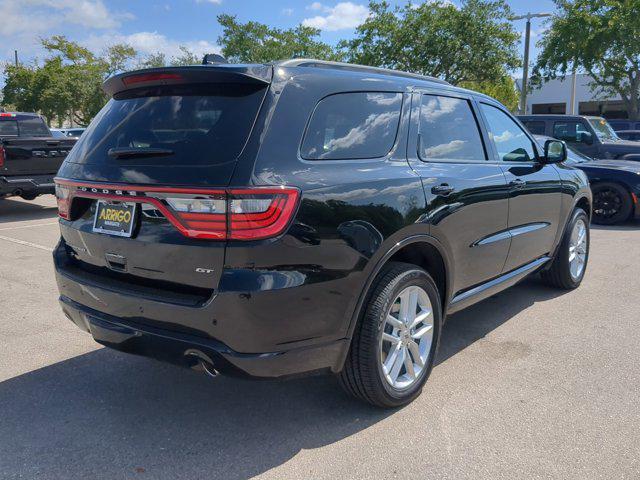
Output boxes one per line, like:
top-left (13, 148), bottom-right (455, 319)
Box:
top-left (0, 221), bottom-right (58, 232)
top-left (0, 234), bottom-right (53, 252)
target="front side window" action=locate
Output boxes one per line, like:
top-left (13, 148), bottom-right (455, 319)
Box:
top-left (418, 95), bottom-right (486, 161)
top-left (480, 104), bottom-right (537, 162)
top-left (553, 121), bottom-right (593, 144)
top-left (301, 92), bottom-right (402, 160)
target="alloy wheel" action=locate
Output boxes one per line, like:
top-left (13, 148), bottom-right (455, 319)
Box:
top-left (379, 285), bottom-right (434, 390)
top-left (569, 218), bottom-right (588, 280)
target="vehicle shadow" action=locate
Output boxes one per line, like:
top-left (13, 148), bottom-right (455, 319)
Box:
top-left (590, 219), bottom-right (640, 231)
top-left (0, 277), bottom-right (566, 479)
top-left (0, 197), bottom-right (58, 224)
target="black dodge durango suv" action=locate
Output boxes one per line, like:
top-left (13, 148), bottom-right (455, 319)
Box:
top-left (54, 60), bottom-right (592, 407)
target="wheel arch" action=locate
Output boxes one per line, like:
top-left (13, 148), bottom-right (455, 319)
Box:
top-left (589, 180), bottom-right (635, 221)
top-left (345, 235), bottom-right (452, 340)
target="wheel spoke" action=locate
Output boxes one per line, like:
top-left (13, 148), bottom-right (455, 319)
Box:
top-left (386, 314), bottom-right (403, 329)
top-left (389, 346), bottom-right (405, 382)
top-left (409, 309), bottom-right (431, 330)
top-left (412, 324), bottom-right (433, 339)
top-left (403, 348), bottom-right (415, 379)
top-left (408, 341), bottom-right (424, 368)
top-left (398, 290), bottom-right (410, 323)
top-left (383, 342), bottom-right (401, 372)
top-left (382, 332), bottom-right (400, 344)
top-left (406, 289), bottom-right (418, 325)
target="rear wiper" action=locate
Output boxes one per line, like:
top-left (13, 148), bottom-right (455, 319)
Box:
top-left (108, 147), bottom-right (174, 159)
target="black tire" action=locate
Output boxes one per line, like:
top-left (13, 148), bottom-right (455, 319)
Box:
top-left (592, 182), bottom-right (632, 225)
top-left (338, 262), bottom-right (442, 408)
top-left (541, 208), bottom-right (590, 289)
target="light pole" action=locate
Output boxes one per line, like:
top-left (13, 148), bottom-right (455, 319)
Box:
top-left (510, 12), bottom-right (552, 114)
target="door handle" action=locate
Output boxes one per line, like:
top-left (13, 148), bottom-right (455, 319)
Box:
top-left (431, 184), bottom-right (455, 196)
top-left (509, 178), bottom-right (526, 189)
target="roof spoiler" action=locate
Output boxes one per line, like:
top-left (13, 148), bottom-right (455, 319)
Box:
top-left (103, 65), bottom-right (272, 96)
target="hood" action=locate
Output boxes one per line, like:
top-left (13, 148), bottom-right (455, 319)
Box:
top-left (600, 138), bottom-right (640, 150)
top-left (579, 159), bottom-right (640, 174)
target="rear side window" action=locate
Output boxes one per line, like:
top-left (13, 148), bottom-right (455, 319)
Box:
top-left (68, 84), bottom-right (266, 166)
top-left (0, 120), bottom-right (18, 136)
top-left (523, 121), bottom-right (546, 135)
top-left (418, 95), bottom-right (486, 161)
top-left (301, 92), bottom-right (402, 160)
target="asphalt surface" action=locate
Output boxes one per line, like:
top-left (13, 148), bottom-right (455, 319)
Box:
top-left (0, 195), bottom-right (639, 480)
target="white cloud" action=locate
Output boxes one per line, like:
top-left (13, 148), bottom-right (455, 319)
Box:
top-left (84, 31), bottom-right (220, 59)
top-left (282, 7), bottom-right (294, 16)
top-left (302, 2), bottom-right (369, 31)
top-left (195, 0), bottom-right (223, 4)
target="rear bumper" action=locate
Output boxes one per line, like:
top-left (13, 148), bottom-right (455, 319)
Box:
top-left (59, 295), bottom-right (348, 378)
top-left (0, 174), bottom-right (56, 197)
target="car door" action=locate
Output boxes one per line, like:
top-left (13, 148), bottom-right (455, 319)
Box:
top-left (478, 103), bottom-right (562, 272)
top-left (551, 119), bottom-right (598, 157)
top-left (407, 91), bottom-right (511, 296)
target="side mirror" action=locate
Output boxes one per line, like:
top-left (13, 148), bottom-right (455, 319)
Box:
top-left (543, 139), bottom-right (567, 163)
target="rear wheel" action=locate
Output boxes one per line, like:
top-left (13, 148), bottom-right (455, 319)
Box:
top-left (592, 182), bottom-right (632, 225)
top-left (541, 208), bottom-right (589, 289)
top-left (338, 262), bottom-right (441, 408)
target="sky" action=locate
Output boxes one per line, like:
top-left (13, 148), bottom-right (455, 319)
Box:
top-left (0, 0), bottom-right (557, 70)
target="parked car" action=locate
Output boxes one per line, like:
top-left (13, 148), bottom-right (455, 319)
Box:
top-left (615, 130), bottom-right (640, 141)
top-left (51, 128), bottom-right (85, 138)
top-left (533, 135), bottom-right (640, 225)
top-left (53, 60), bottom-right (591, 407)
top-left (607, 120), bottom-right (640, 132)
top-left (518, 114), bottom-right (640, 161)
top-left (0, 112), bottom-right (77, 200)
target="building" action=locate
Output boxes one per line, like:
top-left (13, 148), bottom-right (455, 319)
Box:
top-left (516, 74), bottom-right (628, 119)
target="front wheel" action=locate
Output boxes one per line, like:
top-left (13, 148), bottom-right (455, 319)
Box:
top-left (592, 182), bottom-right (632, 225)
top-left (541, 208), bottom-right (590, 289)
top-left (338, 262), bottom-right (441, 408)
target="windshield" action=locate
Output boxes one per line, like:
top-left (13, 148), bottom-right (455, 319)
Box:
top-left (588, 118), bottom-right (619, 141)
top-left (66, 83), bottom-right (266, 167)
top-left (565, 145), bottom-right (592, 163)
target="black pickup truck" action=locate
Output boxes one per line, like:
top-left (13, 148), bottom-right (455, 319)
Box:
top-left (0, 112), bottom-right (76, 200)
top-left (518, 114), bottom-right (640, 161)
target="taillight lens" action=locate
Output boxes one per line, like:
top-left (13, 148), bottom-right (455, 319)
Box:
top-left (53, 180), bottom-right (300, 241)
top-left (0, 146), bottom-right (5, 169)
top-left (228, 189), bottom-right (299, 240)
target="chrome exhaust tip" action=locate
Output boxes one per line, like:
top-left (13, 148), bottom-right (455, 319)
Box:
top-left (185, 350), bottom-right (219, 378)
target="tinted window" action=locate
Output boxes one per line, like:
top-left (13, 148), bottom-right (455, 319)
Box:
top-left (418, 95), bottom-right (485, 161)
top-left (68, 84), bottom-right (265, 166)
top-left (588, 118), bottom-right (618, 141)
top-left (301, 92), bottom-right (402, 160)
top-left (523, 121), bottom-right (546, 135)
top-left (0, 119), bottom-right (18, 136)
top-left (18, 117), bottom-right (51, 137)
top-left (480, 104), bottom-right (536, 162)
top-left (553, 121), bottom-right (592, 143)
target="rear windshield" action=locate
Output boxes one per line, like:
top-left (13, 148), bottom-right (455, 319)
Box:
top-left (0, 117), bottom-right (50, 137)
top-left (67, 84), bottom-right (266, 166)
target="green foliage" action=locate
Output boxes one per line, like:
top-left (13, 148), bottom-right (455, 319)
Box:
top-left (340, 0), bottom-right (521, 85)
top-left (461, 76), bottom-right (520, 111)
top-left (533, 0), bottom-right (640, 120)
top-left (2, 36), bottom-right (137, 126)
top-left (217, 14), bottom-right (340, 63)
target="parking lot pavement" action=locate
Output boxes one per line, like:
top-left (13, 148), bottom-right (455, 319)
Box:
top-left (0, 195), bottom-right (639, 480)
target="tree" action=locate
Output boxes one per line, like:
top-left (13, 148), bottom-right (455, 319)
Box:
top-left (217, 14), bottom-right (340, 63)
top-left (2, 36), bottom-right (137, 126)
top-left (171, 46), bottom-right (201, 66)
top-left (461, 76), bottom-right (520, 111)
top-left (533, 0), bottom-right (640, 120)
top-left (340, 0), bottom-right (520, 85)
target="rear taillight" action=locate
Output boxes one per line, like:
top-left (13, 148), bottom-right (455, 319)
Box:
top-left (0, 145), bottom-right (5, 169)
top-left (55, 183), bottom-right (72, 219)
top-left (53, 179), bottom-right (300, 241)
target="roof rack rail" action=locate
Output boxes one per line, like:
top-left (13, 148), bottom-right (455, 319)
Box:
top-left (275, 59), bottom-right (450, 85)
